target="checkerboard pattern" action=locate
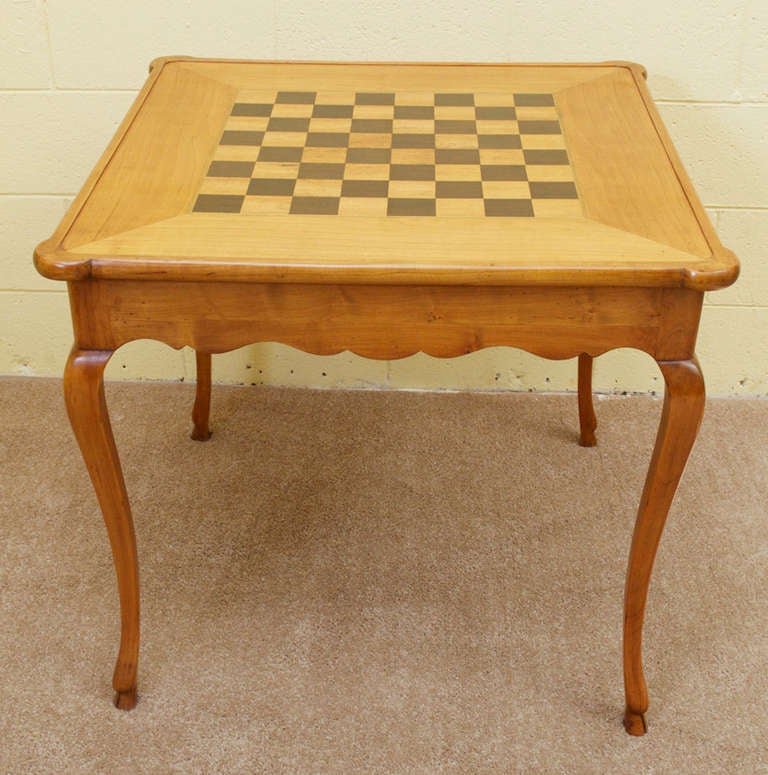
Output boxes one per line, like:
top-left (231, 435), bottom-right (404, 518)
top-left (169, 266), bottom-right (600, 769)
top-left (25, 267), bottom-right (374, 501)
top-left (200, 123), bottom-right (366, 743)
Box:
top-left (193, 90), bottom-right (580, 217)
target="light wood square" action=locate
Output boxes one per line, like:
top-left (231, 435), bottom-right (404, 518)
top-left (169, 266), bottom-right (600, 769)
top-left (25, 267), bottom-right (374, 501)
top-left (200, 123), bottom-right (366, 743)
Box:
top-left (338, 197), bottom-right (389, 216)
top-left (270, 103), bottom-right (314, 118)
top-left (434, 106), bottom-right (476, 120)
top-left (308, 118), bottom-right (352, 133)
top-left (212, 146), bottom-right (263, 162)
top-left (394, 91), bottom-right (434, 106)
top-left (474, 93), bottom-right (518, 106)
top-left (532, 198), bottom-right (584, 218)
top-left (435, 198), bottom-right (485, 217)
top-left (261, 131), bottom-right (308, 147)
top-left (515, 106), bottom-right (559, 121)
top-left (390, 148), bottom-right (435, 164)
top-left (519, 134), bottom-right (566, 150)
top-left (435, 164), bottom-right (482, 181)
top-left (224, 116), bottom-right (270, 132)
top-left (435, 134), bottom-right (479, 149)
top-left (345, 163), bottom-right (391, 180)
top-left (388, 180), bottom-right (436, 198)
top-left (482, 180), bottom-right (531, 198)
top-left (393, 119), bottom-right (435, 134)
top-left (352, 105), bottom-right (395, 119)
top-left (478, 148), bottom-right (525, 165)
top-left (314, 91), bottom-right (356, 105)
top-left (525, 165), bottom-right (575, 182)
top-left (241, 195), bottom-right (292, 215)
top-left (293, 179), bottom-right (343, 197)
top-left (197, 177), bottom-right (250, 195)
top-left (301, 147), bottom-right (348, 163)
top-left (476, 120), bottom-right (518, 135)
top-left (250, 161), bottom-right (300, 179)
top-left (349, 133), bottom-right (392, 148)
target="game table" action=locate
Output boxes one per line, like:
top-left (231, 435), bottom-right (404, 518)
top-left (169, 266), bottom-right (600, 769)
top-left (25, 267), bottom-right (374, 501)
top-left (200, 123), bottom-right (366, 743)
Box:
top-left (34, 58), bottom-right (738, 735)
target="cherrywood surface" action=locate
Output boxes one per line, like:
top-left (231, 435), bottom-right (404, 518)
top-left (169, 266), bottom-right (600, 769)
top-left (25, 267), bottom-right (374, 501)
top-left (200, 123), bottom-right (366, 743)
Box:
top-left (37, 58), bottom-right (740, 735)
top-left (623, 358), bottom-right (706, 735)
top-left (34, 59), bottom-right (738, 291)
top-left (191, 351), bottom-right (212, 441)
top-left (63, 348), bottom-right (139, 710)
top-left (577, 353), bottom-right (597, 446)
top-left (66, 279), bottom-right (703, 361)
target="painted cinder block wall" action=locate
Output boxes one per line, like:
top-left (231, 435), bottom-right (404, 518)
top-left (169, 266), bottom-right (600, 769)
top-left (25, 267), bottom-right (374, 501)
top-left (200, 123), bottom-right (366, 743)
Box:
top-left (2, 1), bottom-right (766, 395)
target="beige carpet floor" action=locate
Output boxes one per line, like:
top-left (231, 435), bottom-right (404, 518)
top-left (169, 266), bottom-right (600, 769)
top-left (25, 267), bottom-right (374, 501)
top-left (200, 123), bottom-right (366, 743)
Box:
top-left (0, 376), bottom-right (766, 774)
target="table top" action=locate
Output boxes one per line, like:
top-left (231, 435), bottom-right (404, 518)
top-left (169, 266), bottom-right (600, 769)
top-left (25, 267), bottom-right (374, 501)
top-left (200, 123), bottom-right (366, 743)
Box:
top-left (35, 58), bottom-right (738, 291)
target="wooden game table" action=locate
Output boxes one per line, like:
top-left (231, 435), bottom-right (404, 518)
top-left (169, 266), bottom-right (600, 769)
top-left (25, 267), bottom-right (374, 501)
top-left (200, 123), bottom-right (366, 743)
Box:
top-left (34, 58), bottom-right (738, 735)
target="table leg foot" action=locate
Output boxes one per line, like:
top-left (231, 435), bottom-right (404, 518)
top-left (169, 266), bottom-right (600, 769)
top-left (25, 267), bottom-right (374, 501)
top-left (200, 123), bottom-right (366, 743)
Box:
top-left (64, 347), bottom-right (140, 710)
top-left (623, 357), bottom-right (705, 737)
top-left (114, 687), bottom-right (138, 711)
top-left (623, 707), bottom-right (648, 736)
top-left (191, 351), bottom-right (212, 441)
top-left (577, 353), bottom-right (597, 446)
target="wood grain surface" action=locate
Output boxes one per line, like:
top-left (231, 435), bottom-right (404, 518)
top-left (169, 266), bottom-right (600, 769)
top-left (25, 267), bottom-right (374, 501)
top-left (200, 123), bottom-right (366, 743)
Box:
top-left (34, 59), bottom-right (738, 292)
top-left (36, 58), bottom-right (738, 735)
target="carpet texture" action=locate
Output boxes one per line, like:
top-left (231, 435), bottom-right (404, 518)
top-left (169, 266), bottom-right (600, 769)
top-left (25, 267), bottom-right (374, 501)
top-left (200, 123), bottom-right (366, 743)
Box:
top-left (0, 377), bottom-right (766, 774)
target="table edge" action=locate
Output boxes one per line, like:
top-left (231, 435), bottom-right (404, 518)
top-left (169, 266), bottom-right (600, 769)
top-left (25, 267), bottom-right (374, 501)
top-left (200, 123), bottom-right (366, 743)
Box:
top-left (33, 241), bottom-right (739, 291)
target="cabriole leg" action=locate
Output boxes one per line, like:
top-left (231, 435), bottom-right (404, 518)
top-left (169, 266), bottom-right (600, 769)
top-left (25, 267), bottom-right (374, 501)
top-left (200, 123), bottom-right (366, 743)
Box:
top-left (623, 358), bottom-right (705, 735)
top-left (63, 347), bottom-right (140, 710)
top-left (191, 351), bottom-right (212, 441)
top-left (578, 353), bottom-right (597, 446)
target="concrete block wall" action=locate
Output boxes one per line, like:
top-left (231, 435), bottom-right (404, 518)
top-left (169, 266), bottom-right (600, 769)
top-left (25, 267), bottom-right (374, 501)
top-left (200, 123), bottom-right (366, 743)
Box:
top-left (2, 0), bottom-right (766, 394)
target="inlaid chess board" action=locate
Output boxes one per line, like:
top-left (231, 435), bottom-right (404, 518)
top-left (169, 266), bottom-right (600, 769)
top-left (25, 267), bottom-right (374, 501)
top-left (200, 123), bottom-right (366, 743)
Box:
top-left (37, 60), bottom-right (730, 287)
top-left (193, 90), bottom-right (581, 218)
